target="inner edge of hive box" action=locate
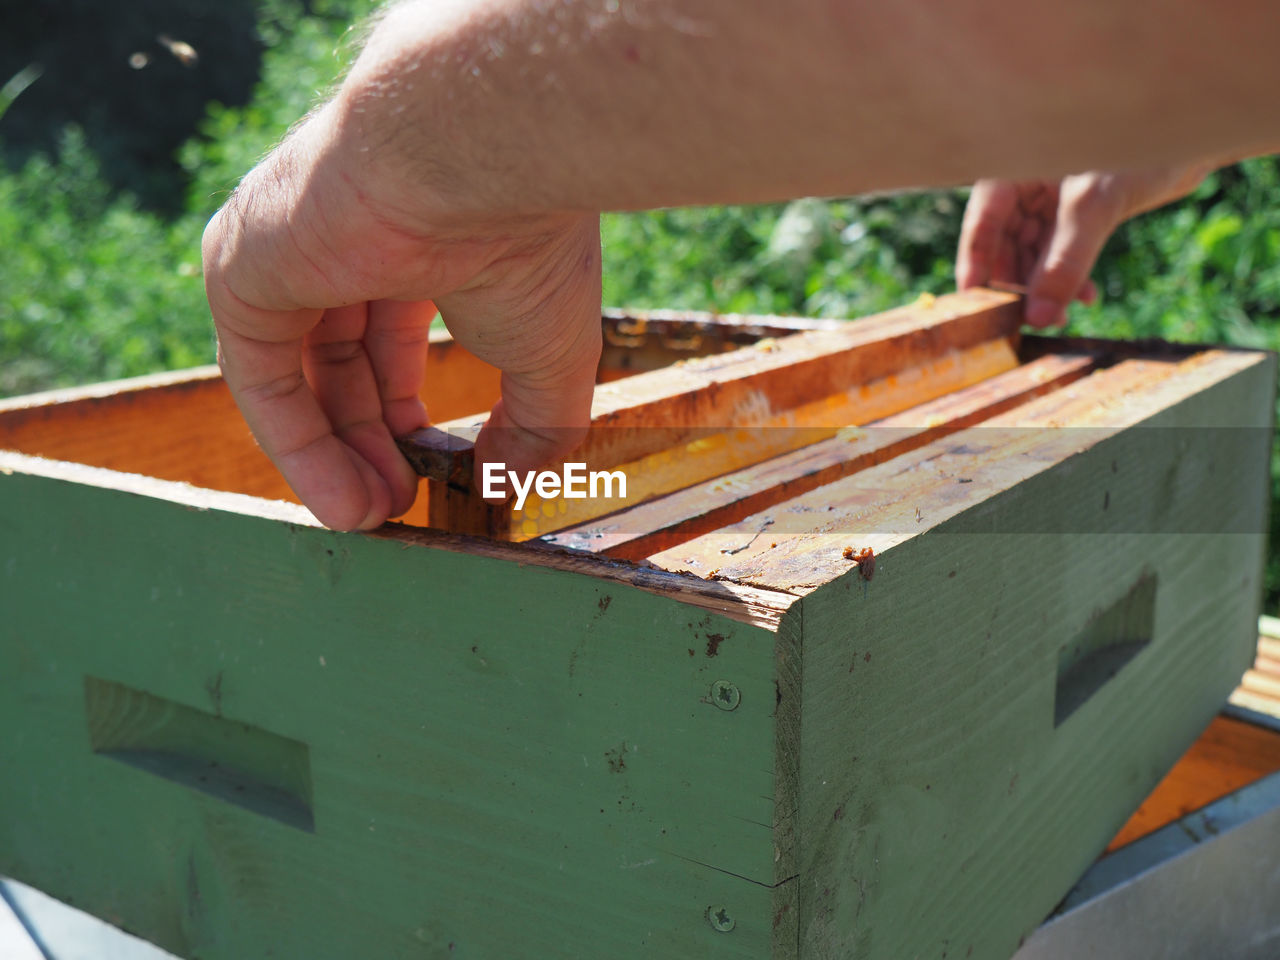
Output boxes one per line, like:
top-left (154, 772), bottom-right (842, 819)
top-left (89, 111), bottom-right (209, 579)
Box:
top-left (0, 449), bottom-right (796, 632)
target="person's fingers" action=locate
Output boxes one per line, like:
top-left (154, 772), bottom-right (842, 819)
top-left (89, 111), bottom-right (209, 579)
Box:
top-left (214, 315), bottom-right (390, 531)
top-left (1024, 175), bottom-right (1125, 328)
top-left (302, 303), bottom-right (421, 519)
top-left (365, 299), bottom-right (436, 436)
top-left (957, 180), bottom-right (1017, 290)
top-left (203, 176), bottom-right (394, 531)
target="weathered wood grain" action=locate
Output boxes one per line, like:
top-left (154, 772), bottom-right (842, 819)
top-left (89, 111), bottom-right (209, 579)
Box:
top-left (0, 366), bottom-right (294, 501)
top-left (404, 290), bottom-right (1023, 537)
top-left (645, 350), bottom-right (1261, 590)
top-left (545, 351), bottom-right (1097, 560)
top-left (0, 449), bottom-right (792, 631)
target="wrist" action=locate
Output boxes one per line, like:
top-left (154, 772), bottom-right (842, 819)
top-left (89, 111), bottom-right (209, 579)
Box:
top-left (1110, 162), bottom-right (1215, 222)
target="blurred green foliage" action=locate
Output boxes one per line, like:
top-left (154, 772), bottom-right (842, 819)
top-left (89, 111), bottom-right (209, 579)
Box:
top-left (2, 0), bottom-right (1278, 606)
top-left (601, 192), bottom-right (963, 318)
top-left (0, 0), bottom-right (374, 397)
top-left (0, 129), bottom-right (206, 394)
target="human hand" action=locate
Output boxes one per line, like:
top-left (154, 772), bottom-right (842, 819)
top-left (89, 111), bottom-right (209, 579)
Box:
top-left (202, 98), bottom-right (602, 532)
top-left (956, 166), bottom-right (1212, 328)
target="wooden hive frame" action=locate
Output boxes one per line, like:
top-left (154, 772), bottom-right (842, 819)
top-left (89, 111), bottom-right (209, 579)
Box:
top-left (0, 289), bottom-right (1273, 960)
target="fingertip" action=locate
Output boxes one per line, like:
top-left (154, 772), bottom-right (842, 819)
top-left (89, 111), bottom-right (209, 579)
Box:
top-left (390, 475), bottom-right (421, 519)
top-left (472, 398), bottom-right (587, 500)
top-left (475, 462), bottom-right (514, 505)
top-left (383, 395), bottom-right (430, 438)
top-left (348, 449), bottom-right (394, 530)
top-left (1025, 297), bottom-right (1067, 329)
top-left (377, 437), bottom-right (421, 518)
top-left (296, 442), bottom-right (393, 532)
top-left (958, 181), bottom-right (1014, 276)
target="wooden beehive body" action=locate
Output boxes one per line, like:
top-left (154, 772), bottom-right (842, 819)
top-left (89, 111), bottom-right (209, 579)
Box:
top-left (0, 290), bottom-right (1273, 959)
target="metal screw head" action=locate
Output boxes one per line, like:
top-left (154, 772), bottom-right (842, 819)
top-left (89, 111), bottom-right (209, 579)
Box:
top-left (706, 904), bottom-right (736, 932)
top-left (710, 680), bottom-right (741, 711)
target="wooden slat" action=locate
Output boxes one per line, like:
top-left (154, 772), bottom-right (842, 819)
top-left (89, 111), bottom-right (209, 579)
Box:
top-left (0, 446), bottom-right (794, 633)
top-left (545, 351), bottom-right (1099, 560)
top-left (597, 308), bottom-right (841, 380)
top-left (645, 354), bottom-right (1209, 585)
top-left (1229, 626), bottom-right (1280, 718)
top-left (1251, 640), bottom-right (1280, 669)
top-left (402, 289), bottom-right (1024, 538)
top-left (1239, 667), bottom-right (1280, 701)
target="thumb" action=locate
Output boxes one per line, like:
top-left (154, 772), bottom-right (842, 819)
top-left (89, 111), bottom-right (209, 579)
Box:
top-left (476, 353), bottom-right (600, 487)
top-left (956, 179), bottom-right (1018, 291)
top-left (1024, 174), bottom-right (1125, 328)
top-left (433, 216), bottom-right (604, 492)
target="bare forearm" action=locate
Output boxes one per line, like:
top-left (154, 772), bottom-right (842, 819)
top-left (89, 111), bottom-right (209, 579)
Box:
top-left (337, 0), bottom-right (1279, 220)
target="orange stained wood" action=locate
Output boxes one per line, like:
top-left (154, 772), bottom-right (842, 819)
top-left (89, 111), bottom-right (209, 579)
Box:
top-left (545, 350), bottom-right (1099, 560)
top-left (487, 336), bottom-right (1021, 541)
top-left (420, 328), bottom-right (502, 421)
top-left (0, 369), bottom-right (297, 502)
top-left (0, 314), bottom-right (861, 529)
top-left (423, 289), bottom-right (1021, 469)
top-left (643, 349), bottom-right (1263, 591)
top-left (0, 336), bottom-right (502, 509)
top-left (1106, 714), bottom-right (1280, 851)
top-left (413, 289), bottom-right (1024, 538)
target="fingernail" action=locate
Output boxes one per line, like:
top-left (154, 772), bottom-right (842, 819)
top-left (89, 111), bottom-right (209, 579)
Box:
top-left (1025, 297), bottom-right (1065, 329)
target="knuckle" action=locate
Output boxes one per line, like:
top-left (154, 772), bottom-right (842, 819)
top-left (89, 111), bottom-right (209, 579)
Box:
top-left (240, 369), bottom-right (309, 406)
top-left (1062, 174), bottom-right (1124, 225)
top-left (306, 339), bottom-right (365, 366)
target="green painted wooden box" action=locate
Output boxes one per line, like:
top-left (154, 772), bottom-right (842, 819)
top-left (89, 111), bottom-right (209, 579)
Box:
top-left (0, 291), bottom-right (1273, 959)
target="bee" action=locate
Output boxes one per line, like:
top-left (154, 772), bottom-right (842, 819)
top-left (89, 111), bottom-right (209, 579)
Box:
top-left (157, 34), bottom-right (199, 68)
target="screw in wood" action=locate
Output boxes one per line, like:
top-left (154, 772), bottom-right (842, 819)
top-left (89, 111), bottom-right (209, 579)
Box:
top-left (706, 904), bottom-right (736, 932)
top-left (710, 680), bottom-right (741, 711)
